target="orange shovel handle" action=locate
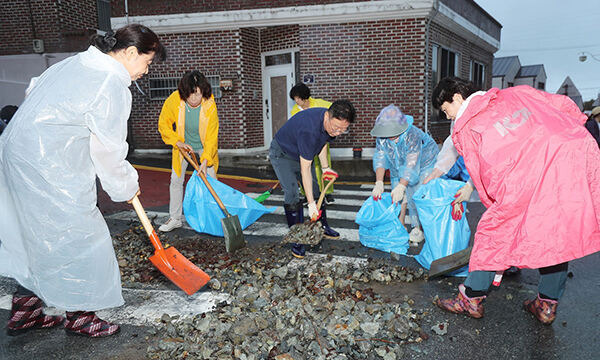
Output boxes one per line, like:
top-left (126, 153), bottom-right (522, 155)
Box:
top-left (131, 195), bottom-right (164, 252)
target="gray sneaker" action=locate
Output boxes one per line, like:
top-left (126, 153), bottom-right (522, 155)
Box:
top-left (158, 218), bottom-right (182, 232)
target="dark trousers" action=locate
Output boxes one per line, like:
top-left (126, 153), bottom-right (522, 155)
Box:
top-left (269, 139), bottom-right (320, 206)
top-left (464, 262), bottom-right (568, 300)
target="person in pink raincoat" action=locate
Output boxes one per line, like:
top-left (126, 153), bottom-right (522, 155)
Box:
top-left (431, 77), bottom-right (600, 325)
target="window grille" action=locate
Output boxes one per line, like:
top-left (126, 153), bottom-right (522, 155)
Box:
top-left (149, 77), bottom-right (179, 100)
top-left (97, 0), bottom-right (111, 32)
top-left (148, 75), bottom-right (222, 100)
top-left (206, 75), bottom-right (221, 99)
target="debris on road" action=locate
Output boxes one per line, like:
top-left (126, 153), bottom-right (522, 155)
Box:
top-left (111, 226), bottom-right (427, 359)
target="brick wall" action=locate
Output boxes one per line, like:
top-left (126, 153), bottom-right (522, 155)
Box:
top-left (426, 21), bottom-right (493, 143)
top-left (129, 30), bottom-right (244, 149)
top-left (300, 19), bottom-right (427, 149)
top-left (260, 25), bottom-right (299, 53)
top-left (239, 28), bottom-right (263, 148)
top-left (0, 0), bottom-right (97, 55)
top-left (111, 0), bottom-right (373, 17)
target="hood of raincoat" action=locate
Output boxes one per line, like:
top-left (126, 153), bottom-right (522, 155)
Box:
top-left (452, 85), bottom-right (600, 271)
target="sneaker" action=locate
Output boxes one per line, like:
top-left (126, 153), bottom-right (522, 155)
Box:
top-left (291, 243), bottom-right (305, 259)
top-left (7, 294), bottom-right (64, 336)
top-left (64, 311), bottom-right (120, 338)
top-left (435, 284), bottom-right (485, 319)
top-left (158, 218), bottom-right (182, 232)
top-left (523, 295), bottom-right (558, 325)
top-left (409, 228), bottom-right (424, 247)
top-left (322, 225), bottom-right (340, 240)
top-left (325, 194), bottom-right (335, 204)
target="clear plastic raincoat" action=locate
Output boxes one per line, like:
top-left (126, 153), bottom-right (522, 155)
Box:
top-left (0, 46), bottom-right (138, 311)
top-left (372, 119), bottom-right (439, 225)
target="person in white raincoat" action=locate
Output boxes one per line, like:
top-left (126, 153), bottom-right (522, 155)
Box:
top-left (0, 24), bottom-right (165, 338)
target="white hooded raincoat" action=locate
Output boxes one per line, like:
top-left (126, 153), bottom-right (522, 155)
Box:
top-left (0, 46), bottom-right (138, 311)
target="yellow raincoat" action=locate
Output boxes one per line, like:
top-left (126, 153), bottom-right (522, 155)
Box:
top-left (158, 91), bottom-right (219, 176)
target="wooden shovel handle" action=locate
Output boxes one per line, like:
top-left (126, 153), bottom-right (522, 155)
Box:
top-left (131, 195), bottom-right (164, 252)
top-left (180, 149), bottom-right (231, 217)
top-left (316, 178), bottom-right (336, 210)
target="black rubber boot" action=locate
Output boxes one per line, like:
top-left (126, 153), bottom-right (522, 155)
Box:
top-left (319, 205), bottom-right (340, 239)
top-left (284, 203), bottom-right (305, 258)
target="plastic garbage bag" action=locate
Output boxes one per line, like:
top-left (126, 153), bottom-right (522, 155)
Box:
top-left (413, 178), bottom-right (470, 276)
top-left (442, 156), bottom-right (470, 182)
top-left (183, 172), bottom-right (276, 236)
top-left (355, 193), bottom-right (410, 254)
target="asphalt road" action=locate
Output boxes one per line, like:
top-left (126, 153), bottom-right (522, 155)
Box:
top-left (1, 177), bottom-right (598, 360)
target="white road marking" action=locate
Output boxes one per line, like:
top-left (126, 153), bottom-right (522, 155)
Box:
top-left (0, 289), bottom-right (231, 326)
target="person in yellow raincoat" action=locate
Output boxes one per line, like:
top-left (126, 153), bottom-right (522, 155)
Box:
top-left (290, 83), bottom-right (335, 203)
top-left (158, 71), bottom-right (219, 232)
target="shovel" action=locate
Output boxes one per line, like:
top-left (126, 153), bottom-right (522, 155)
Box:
top-left (428, 246), bottom-right (472, 279)
top-left (254, 181), bottom-right (279, 204)
top-left (131, 195), bottom-right (210, 295)
top-left (282, 178), bottom-right (336, 245)
top-left (181, 150), bottom-right (246, 253)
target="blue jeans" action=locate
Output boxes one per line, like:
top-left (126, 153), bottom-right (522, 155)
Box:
top-left (269, 139), bottom-right (320, 206)
top-left (464, 262), bottom-right (568, 300)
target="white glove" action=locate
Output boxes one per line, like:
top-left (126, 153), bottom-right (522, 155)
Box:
top-left (308, 201), bottom-right (319, 221)
top-left (372, 180), bottom-right (384, 200)
top-left (391, 183), bottom-right (407, 204)
top-left (452, 183), bottom-right (474, 205)
top-left (409, 227), bottom-right (424, 246)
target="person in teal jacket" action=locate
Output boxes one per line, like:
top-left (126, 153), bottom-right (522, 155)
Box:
top-left (370, 104), bottom-right (439, 244)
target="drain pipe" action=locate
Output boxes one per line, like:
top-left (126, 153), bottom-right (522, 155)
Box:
top-left (125, 0), bottom-right (129, 24)
top-left (424, 0), bottom-right (439, 134)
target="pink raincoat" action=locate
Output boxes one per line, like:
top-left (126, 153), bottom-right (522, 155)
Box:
top-left (453, 86), bottom-right (600, 271)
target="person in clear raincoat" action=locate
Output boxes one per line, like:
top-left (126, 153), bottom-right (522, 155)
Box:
top-left (370, 105), bottom-right (439, 244)
top-left (0, 24), bottom-right (165, 338)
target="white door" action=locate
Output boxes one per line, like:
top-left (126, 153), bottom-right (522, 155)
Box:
top-left (262, 50), bottom-right (297, 145)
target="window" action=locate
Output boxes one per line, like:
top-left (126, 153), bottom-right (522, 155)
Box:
top-left (265, 53), bottom-right (292, 66)
top-left (206, 75), bottom-right (222, 99)
top-left (431, 45), bottom-right (460, 122)
top-left (432, 44), bottom-right (459, 86)
top-left (149, 75), bottom-right (222, 100)
top-left (537, 82), bottom-right (545, 90)
top-left (97, 0), bottom-right (111, 32)
top-left (149, 77), bottom-right (178, 100)
top-left (470, 60), bottom-right (485, 88)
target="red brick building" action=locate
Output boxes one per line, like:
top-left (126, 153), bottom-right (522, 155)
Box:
top-left (0, 0), bottom-right (501, 157)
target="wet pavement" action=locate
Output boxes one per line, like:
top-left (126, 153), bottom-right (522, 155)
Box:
top-left (1, 159), bottom-right (599, 359)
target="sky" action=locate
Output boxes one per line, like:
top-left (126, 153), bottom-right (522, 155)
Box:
top-left (475, 0), bottom-right (600, 102)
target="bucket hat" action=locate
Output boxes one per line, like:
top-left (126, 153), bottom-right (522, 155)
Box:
top-left (591, 106), bottom-right (600, 117)
top-left (370, 104), bottom-right (412, 138)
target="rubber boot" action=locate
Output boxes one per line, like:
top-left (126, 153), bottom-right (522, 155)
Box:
top-left (64, 311), bottom-right (120, 338)
top-left (284, 203), bottom-right (305, 258)
top-left (319, 205), bottom-right (340, 239)
top-left (435, 284), bottom-right (485, 319)
top-left (523, 294), bottom-right (558, 325)
top-left (7, 293), bottom-right (64, 336)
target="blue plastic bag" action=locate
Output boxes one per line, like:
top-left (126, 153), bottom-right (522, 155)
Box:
top-left (442, 156), bottom-right (470, 182)
top-left (183, 172), bottom-right (276, 236)
top-left (355, 193), bottom-right (409, 254)
top-left (413, 178), bottom-right (470, 276)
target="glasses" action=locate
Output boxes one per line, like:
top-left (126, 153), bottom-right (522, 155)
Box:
top-left (329, 118), bottom-right (350, 135)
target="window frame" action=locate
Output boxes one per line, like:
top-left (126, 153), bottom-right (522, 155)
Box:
top-left (148, 74), bottom-right (222, 101)
top-left (470, 59), bottom-right (485, 88)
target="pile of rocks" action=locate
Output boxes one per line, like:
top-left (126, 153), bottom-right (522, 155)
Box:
top-left (112, 227), bottom-right (427, 359)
